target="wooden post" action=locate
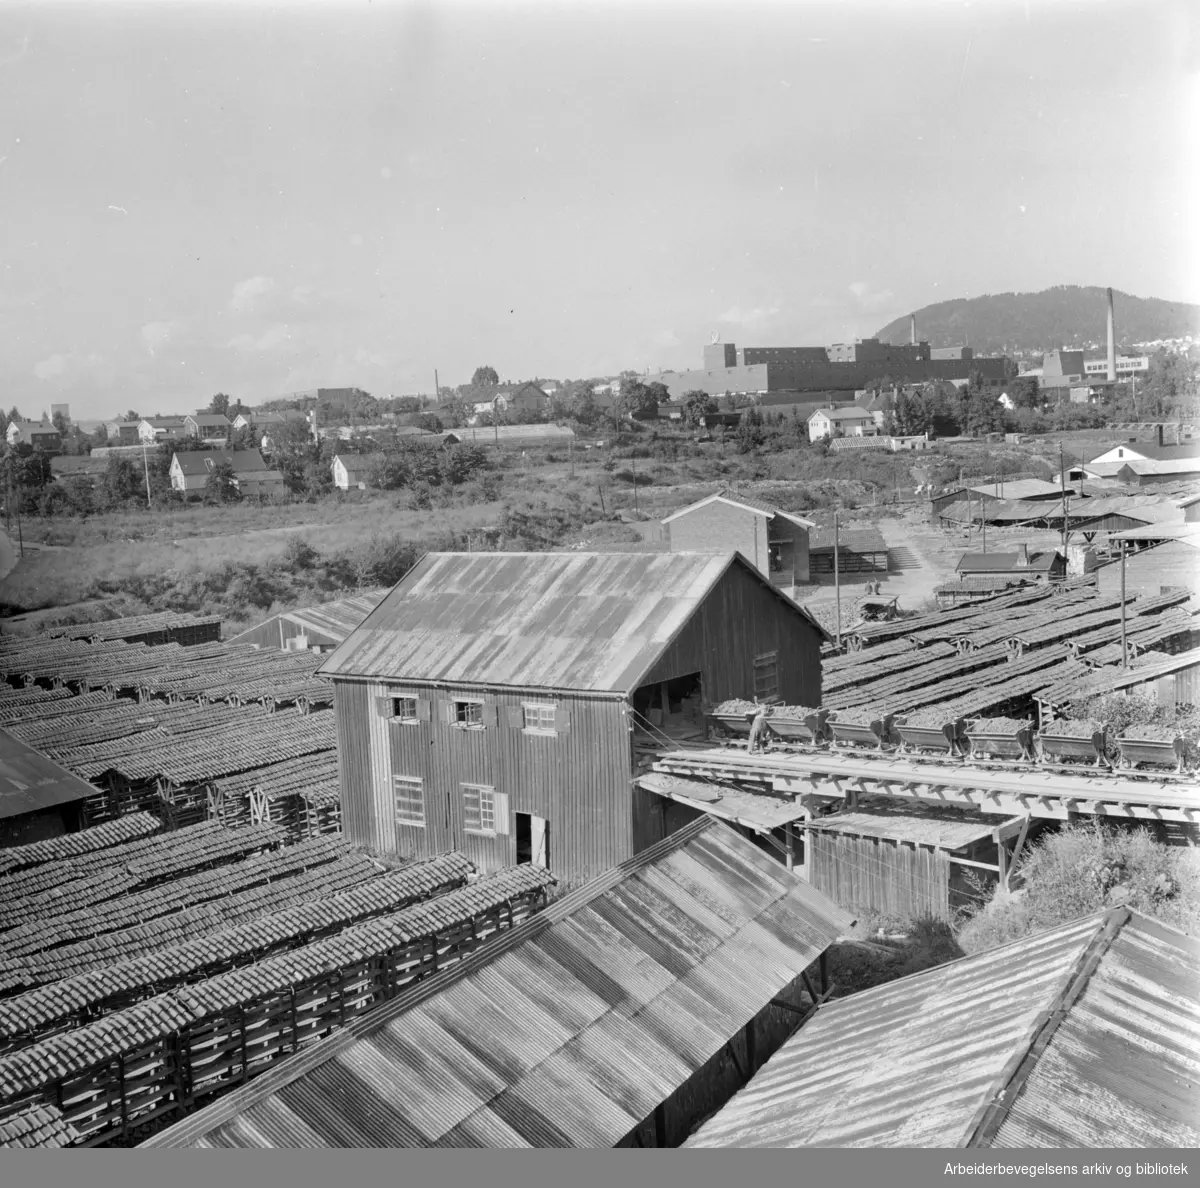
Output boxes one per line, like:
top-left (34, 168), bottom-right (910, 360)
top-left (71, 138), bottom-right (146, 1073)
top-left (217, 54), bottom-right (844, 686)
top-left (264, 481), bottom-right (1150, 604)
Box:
top-left (819, 950), bottom-right (830, 996)
top-left (744, 1017), bottom-right (757, 1077)
top-left (797, 807), bottom-right (812, 882)
top-left (834, 509), bottom-right (841, 649)
top-left (1120, 542), bottom-right (1128, 668)
top-left (653, 1102), bottom-right (667, 1148)
top-left (784, 821), bottom-right (795, 872)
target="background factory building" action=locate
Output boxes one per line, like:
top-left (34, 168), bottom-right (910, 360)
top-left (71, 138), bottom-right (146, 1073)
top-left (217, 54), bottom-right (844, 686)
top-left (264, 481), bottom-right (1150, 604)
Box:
top-left (317, 551), bottom-right (828, 886)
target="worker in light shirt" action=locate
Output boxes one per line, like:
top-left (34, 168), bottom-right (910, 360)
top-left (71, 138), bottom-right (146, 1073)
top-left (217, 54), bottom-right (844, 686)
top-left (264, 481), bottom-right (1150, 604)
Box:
top-left (747, 703), bottom-right (771, 753)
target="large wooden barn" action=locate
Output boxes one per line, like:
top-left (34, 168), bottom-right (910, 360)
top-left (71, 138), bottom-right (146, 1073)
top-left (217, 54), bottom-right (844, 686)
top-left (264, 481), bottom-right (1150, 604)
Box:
top-left (317, 551), bottom-right (828, 886)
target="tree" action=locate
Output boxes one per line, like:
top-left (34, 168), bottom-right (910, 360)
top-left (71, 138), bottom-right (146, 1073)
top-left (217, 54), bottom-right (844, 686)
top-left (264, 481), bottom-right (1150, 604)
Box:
top-left (1008, 375), bottom-right (1041, 411)
top-left (204, 458), bottom-right (240, 504)
top-left (51, 410), bottom-right (70, 436)
top-left (734, 408), bottom-right (766, 454)
top-left (414, 412), bottom-right (444, 434)
top-left (681, 389), bottom-right (718, 429)
top-left (471, 366), bottom-right (499, 389)
top-left (7, 407), bottom-right (21, 425)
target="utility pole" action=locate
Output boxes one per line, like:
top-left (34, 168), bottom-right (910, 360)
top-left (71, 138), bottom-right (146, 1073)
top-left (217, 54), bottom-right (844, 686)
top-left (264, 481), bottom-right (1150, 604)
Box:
top-left (1120, 541), bottom-right (1128, 668)
top-left (568, 430), bottom-right (574, 479)
top-left (142, 438), bottom-right (153, 509)
top-left (833, 509), bottom-right (842, 651)
top-left (1059, 443), bottom-right (1068, 559)
top-left (632, 447), bottom-right (638, 516)
top-left (434, 369), bottom-right (440, 405)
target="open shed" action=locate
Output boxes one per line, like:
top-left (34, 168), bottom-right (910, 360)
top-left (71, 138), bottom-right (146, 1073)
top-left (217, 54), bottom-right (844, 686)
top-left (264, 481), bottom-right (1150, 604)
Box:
top-left (142, 817), bottom-right (852, 1149)
top-left (808, 527), bottom-right (888, 576)
top-left (685, 907), bottom-right (1199, 1148)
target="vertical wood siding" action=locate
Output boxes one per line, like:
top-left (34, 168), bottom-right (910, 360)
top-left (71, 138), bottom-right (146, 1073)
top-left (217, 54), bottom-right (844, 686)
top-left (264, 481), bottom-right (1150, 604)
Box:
top-left (339, 680), bottom-right (635, 886)
top-left (811, 832), bottom-right (951, 920)
top-left (639, 565), bottom-right (823, 707)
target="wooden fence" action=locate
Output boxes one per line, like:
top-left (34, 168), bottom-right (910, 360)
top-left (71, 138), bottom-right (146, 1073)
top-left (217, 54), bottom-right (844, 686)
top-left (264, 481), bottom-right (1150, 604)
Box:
top-left (810, 831), bottom-right (951, 920)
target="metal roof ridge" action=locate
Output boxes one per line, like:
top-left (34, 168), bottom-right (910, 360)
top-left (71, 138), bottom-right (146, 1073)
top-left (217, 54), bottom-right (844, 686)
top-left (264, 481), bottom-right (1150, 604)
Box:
top-left (958, 905), bottom-right (1132, 1148)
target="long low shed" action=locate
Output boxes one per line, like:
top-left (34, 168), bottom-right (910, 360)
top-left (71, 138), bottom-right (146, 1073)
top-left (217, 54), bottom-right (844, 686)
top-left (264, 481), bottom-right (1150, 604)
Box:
top-left (142, 817), bottom-right (852, 1149)
top-left (685, 906), bottom-right (1200, 1148)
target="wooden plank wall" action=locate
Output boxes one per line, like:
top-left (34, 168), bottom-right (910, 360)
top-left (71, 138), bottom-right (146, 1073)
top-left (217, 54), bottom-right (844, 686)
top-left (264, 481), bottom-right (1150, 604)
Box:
top-left (810, 831), bottom-right (951, 920)
top-left (640, 565), bottom-right (823, 708)
top-left (336, 680), bottom-right (634, 888)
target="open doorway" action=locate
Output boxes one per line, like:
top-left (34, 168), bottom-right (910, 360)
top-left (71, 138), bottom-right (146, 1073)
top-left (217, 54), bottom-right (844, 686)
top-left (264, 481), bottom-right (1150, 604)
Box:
top-left (515, 812), bottom-right (550, 869)
top-left (631, 672), bottom-right (704, 745)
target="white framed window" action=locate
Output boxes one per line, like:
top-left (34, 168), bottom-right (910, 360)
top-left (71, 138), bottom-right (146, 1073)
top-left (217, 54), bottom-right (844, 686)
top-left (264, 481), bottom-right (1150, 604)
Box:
top-left (393, 696), bottom-right (419, 723)
top-left (753, 650), bottom-right (779, 702)
top-left (522, 701), bottom-right (557, 733)
top-left (393, 776), bottom-right (425, 827)
top-left (462, 784), bottom-right (508, 836)
top-left (455, 700), bottom-right (483, 726)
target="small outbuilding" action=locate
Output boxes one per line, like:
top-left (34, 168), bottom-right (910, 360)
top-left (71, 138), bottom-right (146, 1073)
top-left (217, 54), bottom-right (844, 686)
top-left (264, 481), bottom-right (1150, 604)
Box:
top-left (808, 526), bottom-right (889, 576)
top-left (228, 591), bottom-right (387, 653)
top-left (169, 449), bottom-right (284, 498)
top-left (956, 543), bottom-right (1065, 583)
top-left (662, 491), bottom-right (813, 589)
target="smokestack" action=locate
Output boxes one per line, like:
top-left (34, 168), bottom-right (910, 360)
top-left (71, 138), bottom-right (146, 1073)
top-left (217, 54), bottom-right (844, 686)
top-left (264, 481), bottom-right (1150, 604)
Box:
top-left (1106, 288), bottom-right (1117, 382)
top-left (910, 314), bottom-right (917, 346)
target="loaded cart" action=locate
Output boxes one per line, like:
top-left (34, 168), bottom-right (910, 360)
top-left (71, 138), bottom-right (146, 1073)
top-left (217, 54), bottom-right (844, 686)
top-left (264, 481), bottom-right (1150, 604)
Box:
top-left (764, 706), bottom-right (828, 747)
top-left (826, 708), bottom-right (894, 751)
top-left (1037, 719), bottom-right (1108, 768)
top-left (893, 709), bottom-right (965, 757)
top-left (707, 699), bottom-right (761, 745)
top-left (1115, 728), bottom-right (1188, 774)
top-left (963, 717), bottom-right (1036, 762)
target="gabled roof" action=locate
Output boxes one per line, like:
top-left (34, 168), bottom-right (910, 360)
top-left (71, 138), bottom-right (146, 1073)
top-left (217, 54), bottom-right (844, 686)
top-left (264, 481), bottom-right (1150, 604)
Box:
top-left (171, 449), bottom-right (269, 477)
top-left (956, 550), bottom-right (1060, 574)
top-left (968, 478), bottom-right (1068, 501)
top-left (809, 527), bottom-right (888, 554)
top-left (661, 492), bottom-right (814, 531)
top-left (809, 406), bottom-right (873, 422)
top-left (142, 817), bottom-right (853, 1149)
top-left (1102, 441), bottom-right (1200, 462)
top-left (318, 550), bottom-right (829, 691)
top-left (141, 417), bottom-right (186, 428)
top-left (8, 422), bottom-right (60, 435)
top-left (685, 907), bottom-right (1200, 1148)
top-left (185, 413), bottom-right (231, 428)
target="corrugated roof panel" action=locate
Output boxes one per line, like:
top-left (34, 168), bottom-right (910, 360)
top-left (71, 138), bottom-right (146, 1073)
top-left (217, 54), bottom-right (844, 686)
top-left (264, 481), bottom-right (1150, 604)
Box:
top-left (0, 728), bottom-right (100, 820)
top-left (143, 818), bottom-right (848, 1149)
top-left (317, 550), bottom-right (821, 692)
top-left (685, 915), bottom-right (1104, 1147)
top-left (990, 914), bottom-right (1200, 1149)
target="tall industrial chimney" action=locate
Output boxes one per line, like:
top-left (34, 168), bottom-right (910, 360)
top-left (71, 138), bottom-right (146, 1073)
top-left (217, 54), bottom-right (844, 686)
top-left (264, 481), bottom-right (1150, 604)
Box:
top-left (910, 314), bottom-right (917, 346)
top-left (1106, 288), bottom-right (1117, 382)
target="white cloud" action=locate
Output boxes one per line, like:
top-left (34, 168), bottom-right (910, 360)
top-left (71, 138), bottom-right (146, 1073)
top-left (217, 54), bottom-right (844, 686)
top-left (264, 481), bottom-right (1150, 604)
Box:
top-left (227, 323), bottom-right (292, 353)
top-left (141, 321), bottom-right (178, 353)
top-left (718, 304), bottom-right (781, 326)
top-left (354, 347), bottom-right (388, 368)
top-left (229, 275), bottom-right (277, 314)
top-left (33, 354), bottom-right (68, 380)
top-left (848, 281), bottom-right (895, 312)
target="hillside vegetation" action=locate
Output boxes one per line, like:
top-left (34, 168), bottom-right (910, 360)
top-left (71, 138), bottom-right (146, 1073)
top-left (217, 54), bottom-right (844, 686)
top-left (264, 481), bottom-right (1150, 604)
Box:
top-left (876, 285), bottom-right (1200, 354)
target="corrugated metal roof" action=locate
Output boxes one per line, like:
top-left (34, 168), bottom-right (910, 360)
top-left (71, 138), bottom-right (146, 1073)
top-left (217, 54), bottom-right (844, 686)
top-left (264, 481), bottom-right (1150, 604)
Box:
top-left (809, 527), bottom-right (888, 554)
top-left (662, 492), bottom-right (814, 530)
top-left (685, 907), bottom-right (1199, 1148)
top-left (317, 551), bottom-right (826, 692)
top-left (969, 479), bottom-right (1067, 501)
top-left (636, 773), bottom-right (809, 832)
top-left (143, 817), bottom-right (853, 1148)
top-left (229, 592), bottom-right (387, 649)
top-left (811, 796), bottom-right (995, 851)
top-left (957, 551), bottom-right (1060, 574)
top-left (0, 728), bottom-right (100, 820)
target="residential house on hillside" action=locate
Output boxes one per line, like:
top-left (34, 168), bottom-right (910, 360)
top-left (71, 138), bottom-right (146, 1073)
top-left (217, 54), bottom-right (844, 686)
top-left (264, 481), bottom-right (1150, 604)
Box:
top-left (169, 449), bottom-right (285, 499)
top-left (5, 422), bottom-right (62, 451)
top-left (138, 417), bottom-right (188, 444)
top-left (662, 491), bottom-right (814, 590)
top-left (956, 543), bottom-right (1065, 583)
top-left (316, 550), bottom-right (829, 884)
top-left (103, 420), bottom-right (142, 444)
top-left (330, 453), bottom-right (380, 490)
top-left (469, 382), bottom-right (550, 421)
top-left (807, 406), bottom-right (876, 442)
top-left (182, 413), bottom-right (232, 440)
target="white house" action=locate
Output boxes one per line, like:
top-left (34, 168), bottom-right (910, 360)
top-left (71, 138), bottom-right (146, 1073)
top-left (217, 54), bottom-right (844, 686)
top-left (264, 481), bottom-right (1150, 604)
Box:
top-left (183, 413), bottom-right (232, 440)
top-left (806, 406), bottom-right (877, 443)
top-left (169, 449), bottom-right (285, 498)
top-left (331, 453), bottom-right (379, 490)
top-left (138, 417), bottom-right (188, 444)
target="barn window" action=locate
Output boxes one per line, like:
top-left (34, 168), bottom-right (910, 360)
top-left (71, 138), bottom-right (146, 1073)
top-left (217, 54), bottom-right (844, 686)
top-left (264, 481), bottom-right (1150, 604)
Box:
top-left (392, 696), bottom-right (419, 723)
top-left (463, 784), bottom-right (508, 836)
top-left (393, 776), bottom-right (425, 827)
top-left (522, 702), bottom-right (557, 733)
top-left (753, 651), bottom-right (779, 701)
top-left (455, 700), bottom-right (484, 726)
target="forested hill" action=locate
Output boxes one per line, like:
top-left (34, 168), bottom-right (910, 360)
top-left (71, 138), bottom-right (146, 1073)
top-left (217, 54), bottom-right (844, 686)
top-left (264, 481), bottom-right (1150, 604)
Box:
top-left (875, 286), bottom-right (1200, 354)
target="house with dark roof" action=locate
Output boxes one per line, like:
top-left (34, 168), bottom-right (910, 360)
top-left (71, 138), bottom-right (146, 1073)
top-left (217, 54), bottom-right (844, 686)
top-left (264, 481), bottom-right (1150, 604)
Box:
top-left (5, 422), bottom-right (62, 451)
top-left (182, 413), bottom-right (232, 440)
top-left (169, 449), bottom-right (284, 499)
top-left (685, 907), bottom-right (1199, 1148)
top-left (137, 417), bottom-right (188, 444)
top-left (316, 551), bottom-right (829, 884)
top-left (662, 491), bottom-right (814, 589)
top-left (956, 543), bottom-right (1065, 582)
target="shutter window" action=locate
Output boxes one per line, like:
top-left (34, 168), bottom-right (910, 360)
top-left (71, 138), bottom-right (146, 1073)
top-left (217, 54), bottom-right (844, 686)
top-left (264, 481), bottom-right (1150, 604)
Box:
top-left (492, 792), bottom-right (510, 835)
top-left (375, 697), bottom-right (394, 719)
top-left (415, 698), bottom-right (432, 722)
top-left (479, 703), bottom-right (498, 728)
top-left (440, 700), bottom-right (457, 724)
top-left (553, 707), bottom-right (571, 734)
top-left (507, 706), bottom-right (525, 729)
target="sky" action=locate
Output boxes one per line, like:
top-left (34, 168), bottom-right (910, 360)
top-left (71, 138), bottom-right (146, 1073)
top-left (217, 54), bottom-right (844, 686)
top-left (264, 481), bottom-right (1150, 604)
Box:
top-left (1, 0), bottom-right (1197, 421)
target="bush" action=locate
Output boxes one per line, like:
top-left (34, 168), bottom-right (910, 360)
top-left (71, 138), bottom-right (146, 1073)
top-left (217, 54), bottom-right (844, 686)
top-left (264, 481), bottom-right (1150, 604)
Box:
top-left (958, 820), bottom-right (1200, 954)
top-left (282, 535), bottom-right (319, 571)
top-left (612, 469), bottom-right (654, 486)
